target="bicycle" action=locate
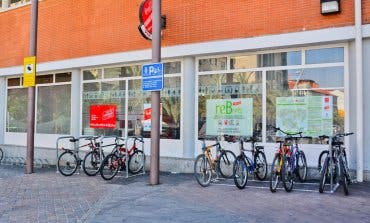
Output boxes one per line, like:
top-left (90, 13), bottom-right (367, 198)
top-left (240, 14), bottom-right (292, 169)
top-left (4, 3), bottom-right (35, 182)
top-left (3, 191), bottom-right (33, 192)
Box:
top-left (0, 147), bottom-right (3, 163)
top-left (57, 136), bottom-right (102, 176)
top-left (231, 134), bottom-right (267, 189)
top-left (318, 133), bottom-right (353, 195)
top-left (269, 126), bottom-right (309, 192)
top-left (100, 136), bottom-right (145, 181)
top-left (194, 136), bottom-right (236, 187)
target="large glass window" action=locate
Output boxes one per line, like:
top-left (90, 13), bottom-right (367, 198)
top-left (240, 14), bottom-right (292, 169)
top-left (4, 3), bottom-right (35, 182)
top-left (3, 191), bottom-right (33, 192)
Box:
top-left (305, 47), bottom-right (344, 64)
top-left (6, 88), bottom-right (27, 132)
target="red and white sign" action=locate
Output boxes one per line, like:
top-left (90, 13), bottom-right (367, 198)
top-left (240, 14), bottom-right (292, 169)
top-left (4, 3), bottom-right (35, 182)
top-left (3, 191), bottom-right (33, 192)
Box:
top-left (143, 103), bottom-right (162, 131)
top-left (90, 105), bottom-right (117, 129)
top-left (138, 0), bottom-right (153, 40)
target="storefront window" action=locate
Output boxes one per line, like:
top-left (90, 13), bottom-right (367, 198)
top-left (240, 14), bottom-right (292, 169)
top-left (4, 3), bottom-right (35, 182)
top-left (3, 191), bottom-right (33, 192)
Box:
top-left (6, 88), bottom-right (27, 132)
top-left (83, 69), bottom-right (102, 80)
top-left (305, 47), bottom-right (344, 64)
top-left (198, 72), bottom-right (262, 138)
top-left (36, 85), bottom-right (71, 134)
top-left (258, 51), bottom-right (301, 67)
top-left (198, 57), bottom-right (227, 72)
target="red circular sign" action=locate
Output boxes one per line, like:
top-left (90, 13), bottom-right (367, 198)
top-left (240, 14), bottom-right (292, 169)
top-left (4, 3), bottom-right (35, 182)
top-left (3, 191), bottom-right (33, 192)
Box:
top-left (138, 0), bottom-right (153, 40)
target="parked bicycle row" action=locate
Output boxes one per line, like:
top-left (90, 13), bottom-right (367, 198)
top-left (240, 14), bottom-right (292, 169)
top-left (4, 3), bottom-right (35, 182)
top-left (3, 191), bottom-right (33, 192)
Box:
top-left (56, 135), bottom-right (145, 181)
top-left (194, 125), bottom-right (354, 195)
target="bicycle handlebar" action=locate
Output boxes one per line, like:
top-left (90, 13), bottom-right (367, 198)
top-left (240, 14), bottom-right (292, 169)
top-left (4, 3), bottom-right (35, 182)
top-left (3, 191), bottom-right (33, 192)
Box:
top-left (319, 132), bottom-right (354, 139)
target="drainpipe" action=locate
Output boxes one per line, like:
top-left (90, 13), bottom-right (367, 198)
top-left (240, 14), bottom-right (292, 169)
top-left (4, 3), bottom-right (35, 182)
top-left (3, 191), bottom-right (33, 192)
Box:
top-left (355, 0), bottom-right (363, 182)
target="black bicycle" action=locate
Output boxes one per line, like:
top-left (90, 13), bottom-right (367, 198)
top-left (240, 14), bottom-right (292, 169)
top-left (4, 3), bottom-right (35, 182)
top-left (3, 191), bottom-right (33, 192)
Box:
top-left (230, 134), bottom-right (267, 189)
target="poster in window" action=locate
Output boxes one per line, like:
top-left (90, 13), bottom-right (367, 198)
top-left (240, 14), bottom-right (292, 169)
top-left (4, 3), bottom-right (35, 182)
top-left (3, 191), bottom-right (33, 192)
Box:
top-left (90, 105), bottom-right (116, 129)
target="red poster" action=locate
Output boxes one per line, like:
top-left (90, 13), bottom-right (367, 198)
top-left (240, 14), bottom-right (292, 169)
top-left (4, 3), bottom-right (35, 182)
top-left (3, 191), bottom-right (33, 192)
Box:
top-left (90, 105), bottom-right (116, 129)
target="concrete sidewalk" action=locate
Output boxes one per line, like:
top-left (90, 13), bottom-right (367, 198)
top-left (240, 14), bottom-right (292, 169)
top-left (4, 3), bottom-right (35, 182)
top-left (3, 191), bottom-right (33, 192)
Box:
top-left (0, 165), bottom-right (370, 223)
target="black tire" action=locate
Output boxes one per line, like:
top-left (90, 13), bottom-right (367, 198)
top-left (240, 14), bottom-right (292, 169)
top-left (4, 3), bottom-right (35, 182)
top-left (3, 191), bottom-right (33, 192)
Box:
top-left (233, 156), bottom-right (248, 189)
top-left (57, 151), bottom-right (78, 176)
top-left (100, 153), bottom-right (121, 181)
top-left (254, 151), bottom-right (267, 180)
top-left (319, 157), bottom-right (329, 193)
top-left (0, 148), bottom-right (3, 162)
top-left (82, 150), bottom-right (102, 176)
top-left (218, 150), bottom-right (236, 178)
top-left (318, 150), bottom-right (329, 171)
top-left (128, 150), bottom-right (145, 174)
top-left (194, 154), bottom-right (212, 187)
top-left (270, 154), bottom-right (281, 193)
top-left (282, 156), bottom-right (294, 192)
top-left (339, 156), bottom-right (349, 195)
top-left (296, 151), bottom-right (307, 182)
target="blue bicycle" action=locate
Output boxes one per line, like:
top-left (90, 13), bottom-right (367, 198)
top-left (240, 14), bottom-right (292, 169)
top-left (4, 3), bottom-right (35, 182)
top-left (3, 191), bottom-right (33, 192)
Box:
top-left (230, 134), bottom-right (267, 189)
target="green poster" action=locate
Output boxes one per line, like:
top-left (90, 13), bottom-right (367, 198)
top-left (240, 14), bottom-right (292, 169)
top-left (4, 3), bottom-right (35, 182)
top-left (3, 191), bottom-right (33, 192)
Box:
top-left (206, 98), bottom-right (253, 136)
top-left (276, 96), bottom-right (333, 137)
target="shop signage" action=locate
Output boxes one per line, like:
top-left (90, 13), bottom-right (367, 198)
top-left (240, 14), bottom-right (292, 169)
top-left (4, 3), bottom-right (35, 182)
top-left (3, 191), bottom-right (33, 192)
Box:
top-left (276, 96), bottom-right (333, 137)
top-left (199, 84), bottom-right (262, 96)
top-left (142, 63), bottom-right (164, 91)
top-left (206, 98), bottom-right (253, 136)
top-left (138, 0), bottom-right (153, 40)
top-left (23, 56), bottom-right (36, 87)
top-left (143, 103), bottom-right (162, 132)
top-left (90, 104), bottom-right (116, 128)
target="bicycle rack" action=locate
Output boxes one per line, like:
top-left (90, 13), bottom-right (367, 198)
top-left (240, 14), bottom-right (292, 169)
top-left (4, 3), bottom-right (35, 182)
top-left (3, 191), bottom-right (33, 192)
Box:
top-left (122, 135), bottom-right (145, 179)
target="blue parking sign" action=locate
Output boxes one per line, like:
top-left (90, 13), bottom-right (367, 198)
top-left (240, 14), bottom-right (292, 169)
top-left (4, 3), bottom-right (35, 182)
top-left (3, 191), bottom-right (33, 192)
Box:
top-left (142, 63), bottom-right (164, 91)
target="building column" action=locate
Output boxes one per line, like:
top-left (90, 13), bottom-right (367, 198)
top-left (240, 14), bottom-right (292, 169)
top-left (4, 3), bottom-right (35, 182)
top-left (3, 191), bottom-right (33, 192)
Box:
top-left (1, 0), bottom-right (9, 9)
top-left (71, 70), bottom-right (81, 137)
top-left (0, 77), bottom-right (6, 144)
top-left (182, 57), bottom-right (196, 158)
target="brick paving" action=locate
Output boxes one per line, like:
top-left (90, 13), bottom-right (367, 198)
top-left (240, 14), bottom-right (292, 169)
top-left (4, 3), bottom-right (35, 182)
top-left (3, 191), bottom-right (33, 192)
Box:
top-left (0, 165), bottom-right (370, 223)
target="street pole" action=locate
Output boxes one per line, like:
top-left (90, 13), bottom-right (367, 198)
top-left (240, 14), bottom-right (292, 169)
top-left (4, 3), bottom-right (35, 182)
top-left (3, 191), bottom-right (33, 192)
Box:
top-left (149, 0), bottom-right (161, 185)
top-left (25, 0), bottom-right (38, 174)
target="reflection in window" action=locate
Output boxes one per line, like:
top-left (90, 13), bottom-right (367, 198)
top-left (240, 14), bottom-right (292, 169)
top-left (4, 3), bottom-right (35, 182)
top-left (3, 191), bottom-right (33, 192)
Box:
top-left (55, 72), bottom-right (72, 82)
top-left (6, 88), bottom-right (27, 132)
top-left (36, 75), bottom-right (53, 84)
top-left (7, 78), bottom-right (20, 87)
top-left (305, 47), bottom-right (344, 64)
top-left (198, 72), bottom-right (262, 138)
top-left (198, 57), bottom-right (227, 72)
top-left (258, 51), bottom-right (301, 67)
top-left (37, 85), bottom-right (71, 134)
top-left (230, 55), bottom-right (258, 69)
top-left (266, 69), bottom-right (344, 142)
top-left (164, 61), bottom-right (181, 74)
top-left (83, 69), bottom-right (102, 80)
top-left (104, 65), bottom-right (141, 79)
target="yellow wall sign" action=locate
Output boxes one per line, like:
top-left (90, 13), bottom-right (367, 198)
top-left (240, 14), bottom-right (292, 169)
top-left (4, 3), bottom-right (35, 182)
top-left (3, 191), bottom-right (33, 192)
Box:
top-left (23, 56), bottom-right (36, 87)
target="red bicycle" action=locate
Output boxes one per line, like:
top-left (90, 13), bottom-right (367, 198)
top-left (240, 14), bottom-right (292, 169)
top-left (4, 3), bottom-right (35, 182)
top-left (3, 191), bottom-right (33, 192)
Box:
top-left (100, 136), bottom-right (145, 180)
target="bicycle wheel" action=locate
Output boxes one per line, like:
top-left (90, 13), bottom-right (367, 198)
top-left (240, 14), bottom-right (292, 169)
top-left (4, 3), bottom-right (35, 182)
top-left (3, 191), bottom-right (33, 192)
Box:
top-left (296, 151), bottom-right (307, 182)
top-left (233, 156), bottom-right (248, 189)
top-left (194, 154), bottom-right (212, 187)
top-left (0, 148), bottom-right (3, 162)
top-left (318, 150), bottom-right (329, 171)
top-left (128, 150), bottom-right (145, 174)
top-left (270, 154), bottom-right (281, 193)
top-left (218, 150), bottom-right (236, 178)
top-left (254, 151), bottom-right (267, 180)
top-left (57, 151), bottom-right (78, 176)
top-left (82, 150), bottom-right (102, 176)
top-left (319, 157), bottom-right (329, 193)
top-left (100, 153), bottom-right (120, 181)
top-left (339, 156), bottom-right (349, 195)
top-left (282, 156), bottom-right (294, 192)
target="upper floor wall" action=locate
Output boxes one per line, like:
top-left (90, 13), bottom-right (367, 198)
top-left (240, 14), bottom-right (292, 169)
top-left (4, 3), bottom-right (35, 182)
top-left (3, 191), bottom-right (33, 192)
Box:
top-left (0, 0), bottom-right (366, 68)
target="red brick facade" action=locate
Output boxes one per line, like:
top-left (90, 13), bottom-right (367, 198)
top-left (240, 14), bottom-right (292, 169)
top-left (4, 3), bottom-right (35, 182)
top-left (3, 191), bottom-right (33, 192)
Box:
top-left (0, 0), bottom-right (367, 68)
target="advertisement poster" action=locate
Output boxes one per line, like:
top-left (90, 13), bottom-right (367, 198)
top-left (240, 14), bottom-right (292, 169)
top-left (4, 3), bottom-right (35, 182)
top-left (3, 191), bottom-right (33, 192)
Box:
top-left (276, 96), bottom-right (333, 137)
top-left (143, 103), bottom-right (162, 132)
top-left (90, 105), bottom-right (116, 128)
top-left (206, 98), bottom-right (253, 136)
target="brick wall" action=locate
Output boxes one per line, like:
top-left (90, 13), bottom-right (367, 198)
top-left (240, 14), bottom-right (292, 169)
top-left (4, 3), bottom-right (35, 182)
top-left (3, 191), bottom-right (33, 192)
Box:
top-left (0, 0), bottom-right (364, 68)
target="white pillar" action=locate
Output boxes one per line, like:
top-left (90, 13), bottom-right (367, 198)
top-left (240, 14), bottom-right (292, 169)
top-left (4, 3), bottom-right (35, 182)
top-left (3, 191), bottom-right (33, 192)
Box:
top-left (182, 57), bottom-right (196, 158)
top-left (355, 0), bottom-right (363, 182)
top-left (1, 0), bottom-right (9, 9)
top-left (0, 77), bottom-right (6, 144)
top-left (71, 70), bottom-right (81, 137)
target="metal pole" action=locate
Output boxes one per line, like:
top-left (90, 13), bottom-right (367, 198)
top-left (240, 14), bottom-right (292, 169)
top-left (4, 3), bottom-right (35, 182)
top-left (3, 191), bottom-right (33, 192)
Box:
top-left (25, 0), bottom-right (38, 174)
top-left (149, 0), bottom-right (161, 185)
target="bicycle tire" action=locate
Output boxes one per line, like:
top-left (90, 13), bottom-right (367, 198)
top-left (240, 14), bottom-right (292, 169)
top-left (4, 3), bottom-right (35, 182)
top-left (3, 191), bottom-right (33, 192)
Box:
top-left (254, 151), bottom-right (267, 181)
top-left (128, 150), bottom-right (145, 174)
top-left (233, 156), bottom-right (248, 189)
top-left (270, 154), bottom-right (280, 193)
top-left (194, 154), bottom-right (212, 187)
top-left (282, 156), bottom-right (294, 192)
top-left (0, 148), bottom-right (3, 162)
top-left (218, 150), bottom-right (236, 178)
top-left (100, 153), bottom-right (120, 181)
top-left (57, 151), bottom-right (78, 176)
top-left (296, 151), bottom-right (307, 182)
top-left (319, 157), bottom-right (329, 193)
top-left (82, 150), bottom-right (102, 176)
top-left (339, 156), bottom-right (349, 195)
top-left (318, 150), bottom-right (329, 171)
